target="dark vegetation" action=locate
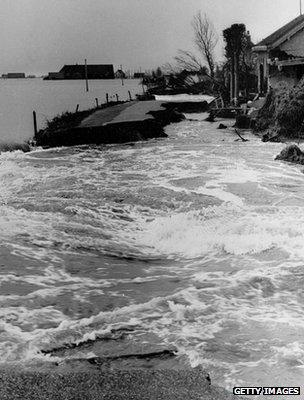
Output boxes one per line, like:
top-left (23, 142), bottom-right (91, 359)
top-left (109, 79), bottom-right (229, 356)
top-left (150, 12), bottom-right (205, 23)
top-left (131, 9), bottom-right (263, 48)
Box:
top-left (38, 101), bottom-right (124, 140)
top-left (255, 80), bottom-right (304, 140)
top-left (223, 24), bottom-right (257, 101)
top-left (275, 144), bottom-right (304, 164)
top-left (0, 142), bottom-right (31, 153)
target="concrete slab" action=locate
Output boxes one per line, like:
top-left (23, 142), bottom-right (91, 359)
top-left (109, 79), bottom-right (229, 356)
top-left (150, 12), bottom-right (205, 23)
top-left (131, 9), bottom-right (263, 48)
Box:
top-left (79, 102), bottom-right (135, 128)
top-left (79, 101), bottom-right (167, 128)
top-left (105, 100), bottom-right (166, 124)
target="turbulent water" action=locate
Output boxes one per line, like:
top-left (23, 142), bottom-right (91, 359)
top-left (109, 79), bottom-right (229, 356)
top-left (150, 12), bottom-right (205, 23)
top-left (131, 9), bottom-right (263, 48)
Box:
top-left (1, 113), bottom-right (304, 393)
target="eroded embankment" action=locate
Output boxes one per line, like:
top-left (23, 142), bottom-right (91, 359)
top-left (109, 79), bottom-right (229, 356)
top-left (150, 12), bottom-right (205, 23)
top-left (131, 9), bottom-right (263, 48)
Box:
top-left (254, 79), bottom-right (304, 142)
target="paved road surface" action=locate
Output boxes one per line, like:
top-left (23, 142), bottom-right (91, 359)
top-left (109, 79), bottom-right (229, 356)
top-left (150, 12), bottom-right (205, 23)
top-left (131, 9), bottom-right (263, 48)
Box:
top-left (79, 101), bottom-right (166, 128)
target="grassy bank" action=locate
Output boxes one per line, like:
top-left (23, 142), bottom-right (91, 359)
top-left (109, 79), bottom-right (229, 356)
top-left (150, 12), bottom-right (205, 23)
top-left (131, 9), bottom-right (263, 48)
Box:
top-left (35, 101), bottom-right (126, 146)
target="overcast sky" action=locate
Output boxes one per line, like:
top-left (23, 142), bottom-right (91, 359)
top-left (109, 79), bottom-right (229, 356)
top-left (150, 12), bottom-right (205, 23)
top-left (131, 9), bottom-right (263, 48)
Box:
top-left (0, 0), bottom-right (302, 75)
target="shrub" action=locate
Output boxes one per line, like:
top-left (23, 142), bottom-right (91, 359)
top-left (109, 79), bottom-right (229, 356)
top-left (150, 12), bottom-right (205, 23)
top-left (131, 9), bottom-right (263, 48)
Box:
top-left (255, 79), bottom-right (304, 139)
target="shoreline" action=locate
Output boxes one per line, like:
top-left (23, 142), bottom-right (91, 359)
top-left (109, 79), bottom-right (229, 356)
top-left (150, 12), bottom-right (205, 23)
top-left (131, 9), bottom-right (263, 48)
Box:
top-left (1, 100), bottom-right (303, 154)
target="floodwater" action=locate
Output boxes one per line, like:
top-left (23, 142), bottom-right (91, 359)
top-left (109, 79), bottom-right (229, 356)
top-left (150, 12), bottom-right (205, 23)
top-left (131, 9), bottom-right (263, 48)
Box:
top-left (0, 78), bottom-right (142, 144)
top-left (0, 83), bottom-right (304, 397)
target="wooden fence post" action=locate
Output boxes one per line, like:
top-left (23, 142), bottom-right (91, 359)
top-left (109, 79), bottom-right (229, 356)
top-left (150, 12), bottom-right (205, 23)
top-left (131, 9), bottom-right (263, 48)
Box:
top-left (116, 94), bottom-right (119, 102)
top-left (106, 93), bottom-right (109, 104)
top-left (95, 98), bottom-right (99, 108)
top-left (128, 90), bottom-right (132, 101)
top-left (76, 104), bottom-right (79, 112)
top-left (33, 111), bottom-right (38, 136)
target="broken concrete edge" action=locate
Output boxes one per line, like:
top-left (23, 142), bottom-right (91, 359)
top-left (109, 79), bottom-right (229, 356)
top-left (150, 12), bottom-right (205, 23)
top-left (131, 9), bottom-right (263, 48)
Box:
top-left (35, 119), bottom-right (168, 147)
top-left (0, 365), bottom-right (243, 400)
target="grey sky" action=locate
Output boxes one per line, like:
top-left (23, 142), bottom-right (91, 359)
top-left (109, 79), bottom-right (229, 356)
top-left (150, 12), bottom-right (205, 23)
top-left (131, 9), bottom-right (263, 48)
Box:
top-left (0, 0), bottom-right (302, 75)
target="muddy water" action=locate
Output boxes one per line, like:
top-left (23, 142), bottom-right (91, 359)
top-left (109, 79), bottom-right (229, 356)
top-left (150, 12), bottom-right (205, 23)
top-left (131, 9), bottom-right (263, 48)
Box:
top-left (1, 114), bottom-right (304, 395)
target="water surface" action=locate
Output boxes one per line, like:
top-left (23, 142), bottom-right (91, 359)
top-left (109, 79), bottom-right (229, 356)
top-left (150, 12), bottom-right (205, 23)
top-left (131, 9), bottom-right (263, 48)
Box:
top-left (1, 113), bottom-right (304, 396)
top-left (0, 78), bottom-right (141, 143)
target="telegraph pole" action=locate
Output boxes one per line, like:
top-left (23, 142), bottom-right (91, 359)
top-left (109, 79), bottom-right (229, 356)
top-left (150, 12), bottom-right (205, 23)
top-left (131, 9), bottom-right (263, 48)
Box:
top-left (85, 58), bottom-right (89, 92)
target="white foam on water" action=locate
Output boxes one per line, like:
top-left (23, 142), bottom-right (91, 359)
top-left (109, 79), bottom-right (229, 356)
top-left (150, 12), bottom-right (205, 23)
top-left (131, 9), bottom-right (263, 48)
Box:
top-left (206, 162), bottom-right (262, 184)
top-left (133, 208), bottom-right (264, 258)
top-left (2, 120), bottom-right (304, 391)
top-left (0, 297), bottom-right (166, 362)
top-left (195, 186), bottom-right (243, 205)
top-left (271, 342), bottom-right (304, 367)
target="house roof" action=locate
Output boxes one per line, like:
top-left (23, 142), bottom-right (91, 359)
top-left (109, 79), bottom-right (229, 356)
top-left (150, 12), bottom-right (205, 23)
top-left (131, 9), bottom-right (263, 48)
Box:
top-left (256, 14), bottom-right (304, 48)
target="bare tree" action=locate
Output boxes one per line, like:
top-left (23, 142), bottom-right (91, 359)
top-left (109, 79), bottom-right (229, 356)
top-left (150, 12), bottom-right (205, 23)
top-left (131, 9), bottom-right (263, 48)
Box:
top-left (174, 50), bottom-right (206, 73)
top-left (191, 12), bottom-right (218, 78)
top-left (163, 13), bottom-right (224, 96)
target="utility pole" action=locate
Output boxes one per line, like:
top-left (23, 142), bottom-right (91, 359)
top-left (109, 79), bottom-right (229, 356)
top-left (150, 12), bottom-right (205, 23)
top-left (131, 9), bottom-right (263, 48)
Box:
top-left (85, 58), bottom-right (89, 92)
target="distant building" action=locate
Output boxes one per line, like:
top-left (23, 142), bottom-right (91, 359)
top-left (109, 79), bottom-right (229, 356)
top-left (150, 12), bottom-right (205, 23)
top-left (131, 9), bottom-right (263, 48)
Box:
top-left (253, 14), bottom-right (304, 92)
top-left (44, 64), bottom-right (114, 80)
top-left (115, 69), bottom-right (126, 79)
top-left (46, 72), bottom-right (65, 80)
top-left (2, 73), bottom-right (25, 79)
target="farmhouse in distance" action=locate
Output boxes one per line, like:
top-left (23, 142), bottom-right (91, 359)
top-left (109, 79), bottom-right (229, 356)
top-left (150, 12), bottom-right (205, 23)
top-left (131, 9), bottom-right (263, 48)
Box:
top-left (44, 64), bottom-right (114, 80)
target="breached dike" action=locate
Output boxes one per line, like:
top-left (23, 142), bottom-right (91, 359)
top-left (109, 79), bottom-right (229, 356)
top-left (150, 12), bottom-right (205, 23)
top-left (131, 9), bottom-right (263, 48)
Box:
top-left (35, 100), bottom-right (185, 148)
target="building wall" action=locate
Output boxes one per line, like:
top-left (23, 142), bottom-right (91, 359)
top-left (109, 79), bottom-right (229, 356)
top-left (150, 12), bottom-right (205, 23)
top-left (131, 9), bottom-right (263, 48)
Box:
top-left (280, 29), bottom-right (304, 57)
